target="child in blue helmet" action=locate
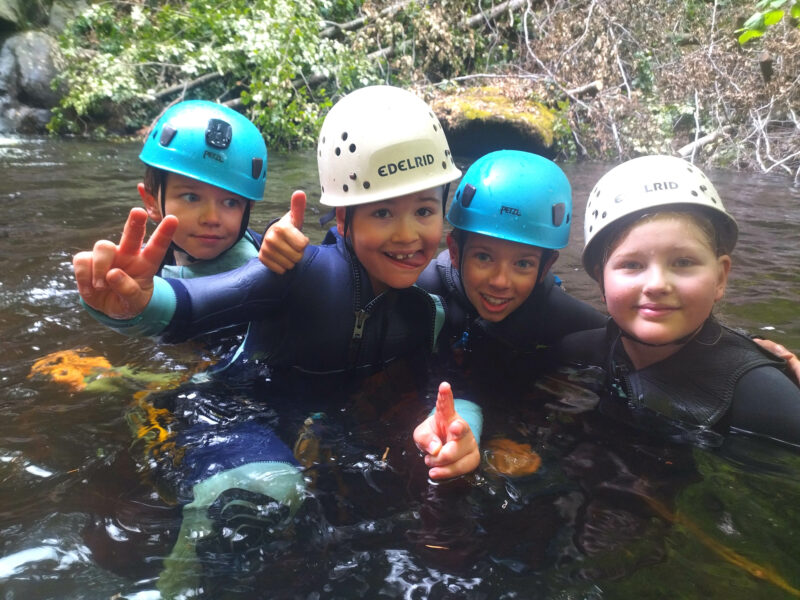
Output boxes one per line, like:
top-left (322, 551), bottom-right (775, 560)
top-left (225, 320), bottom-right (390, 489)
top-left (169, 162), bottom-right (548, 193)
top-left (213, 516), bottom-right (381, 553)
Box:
top-left (136, 100), bottom-right (268, 279)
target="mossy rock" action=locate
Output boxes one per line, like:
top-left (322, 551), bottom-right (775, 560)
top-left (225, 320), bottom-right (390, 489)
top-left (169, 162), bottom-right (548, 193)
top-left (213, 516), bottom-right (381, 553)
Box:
top-left (429, 85), bottom-right (557, 159)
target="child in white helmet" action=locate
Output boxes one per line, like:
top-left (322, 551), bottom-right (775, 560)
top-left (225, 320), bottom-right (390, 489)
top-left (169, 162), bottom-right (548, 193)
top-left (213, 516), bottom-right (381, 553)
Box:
top-left (558, 155), bottom-right (800, 446)
top-left (71, 85), bottom-right (483, 596)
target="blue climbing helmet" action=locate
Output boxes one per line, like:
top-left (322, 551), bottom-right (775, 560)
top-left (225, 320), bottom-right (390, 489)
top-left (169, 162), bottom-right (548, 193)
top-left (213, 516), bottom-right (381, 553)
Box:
top-left (139, 100), bottom-right (267, 202)
top-left (447, 150), bottom-right (572, 249)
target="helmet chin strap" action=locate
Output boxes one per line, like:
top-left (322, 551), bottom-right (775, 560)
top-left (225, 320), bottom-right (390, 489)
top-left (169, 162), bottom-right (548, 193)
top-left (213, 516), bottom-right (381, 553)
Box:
top-left (159, 172), bottom-right (250, 264)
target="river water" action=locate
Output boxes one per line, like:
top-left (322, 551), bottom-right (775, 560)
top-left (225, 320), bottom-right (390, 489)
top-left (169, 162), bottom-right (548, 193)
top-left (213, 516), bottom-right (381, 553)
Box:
top-left (1, 136), bottom-right (799, 599)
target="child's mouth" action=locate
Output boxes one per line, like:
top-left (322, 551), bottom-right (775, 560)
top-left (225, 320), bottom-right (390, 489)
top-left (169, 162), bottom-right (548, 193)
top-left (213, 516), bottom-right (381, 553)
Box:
top-left (480, 293), bottom-right (511, 311)
top-left (384, 250), bottom-right (426, 268)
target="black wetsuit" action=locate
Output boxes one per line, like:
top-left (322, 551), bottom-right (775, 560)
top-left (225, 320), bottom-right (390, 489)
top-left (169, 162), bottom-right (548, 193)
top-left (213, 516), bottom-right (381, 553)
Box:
top-left (557, 318), bottom-right (800, 446)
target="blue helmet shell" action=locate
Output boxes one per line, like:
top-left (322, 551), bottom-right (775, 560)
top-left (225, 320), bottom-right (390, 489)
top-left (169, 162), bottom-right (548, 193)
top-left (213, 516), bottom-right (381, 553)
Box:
top-left (447, 150), bottom-right (572, 249)
top-left (139, 100), bottom-right (267, 201)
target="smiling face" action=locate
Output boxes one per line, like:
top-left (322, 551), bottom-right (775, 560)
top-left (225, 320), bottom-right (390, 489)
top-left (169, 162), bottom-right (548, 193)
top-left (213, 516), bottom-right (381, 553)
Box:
top-left (139, 172), bottom-right (251, 263)
top-left (337, 187), bottom-right (444, 294)
top-left (601, 213), bottom-right (731, 368)
top-left (450, 232), bottom-right (550, 323)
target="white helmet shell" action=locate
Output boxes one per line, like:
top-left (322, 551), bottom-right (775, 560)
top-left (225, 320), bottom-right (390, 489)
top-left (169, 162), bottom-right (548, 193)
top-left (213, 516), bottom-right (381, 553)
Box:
top-left (317, 85), bottom-right (461, 207)
top-left (582, 155), bottom-right (738, 278)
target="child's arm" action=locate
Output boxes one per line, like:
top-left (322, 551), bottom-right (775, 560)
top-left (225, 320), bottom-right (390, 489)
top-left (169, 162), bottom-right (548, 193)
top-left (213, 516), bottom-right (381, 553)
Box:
top-left (73, 207), bottom-right (176, 319)
top-left (259, 190), bottom-right (309, 274)
top-left (414, 382), bottom-right (482, 480)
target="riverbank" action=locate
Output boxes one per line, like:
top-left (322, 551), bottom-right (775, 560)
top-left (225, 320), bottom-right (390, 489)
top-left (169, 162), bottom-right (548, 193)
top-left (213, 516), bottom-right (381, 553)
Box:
top-left (1, 0), bottom-right (798, 183)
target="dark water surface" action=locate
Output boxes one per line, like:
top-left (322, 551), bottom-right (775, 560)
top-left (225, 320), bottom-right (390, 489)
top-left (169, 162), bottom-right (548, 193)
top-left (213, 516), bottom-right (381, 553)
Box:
top-left (1, 136), bottom-right (799, 599)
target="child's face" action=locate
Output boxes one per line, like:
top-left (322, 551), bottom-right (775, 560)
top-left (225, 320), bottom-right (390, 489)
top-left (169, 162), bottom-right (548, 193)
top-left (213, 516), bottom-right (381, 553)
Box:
top-left (602, 214), bottom-right (731, 365)
top-left (449, 233), bottom-right (546, 323)
top-left (138, 173), bottom-right (251, 261)
top-left (337, 187), bottom-right (443, 294)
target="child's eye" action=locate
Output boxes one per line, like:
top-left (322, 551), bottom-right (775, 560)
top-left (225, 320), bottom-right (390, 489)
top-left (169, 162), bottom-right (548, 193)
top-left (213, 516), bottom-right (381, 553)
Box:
top-left (371, 208), bottom-right (391, 219)
top-left (516, 259), bottom-right (537, 269)
top-left (180, 193), bottom-right (200, 203)
top-left (473, 252), bottom-right (492, 262)
top-left (674, 257), bottom-right (696, 268)
top-left (616, 260), bottom-right (642, 270)
top-left (416, 206), bottom-right (435, 217)
top-left (223, 197), bottom-right (244, 209)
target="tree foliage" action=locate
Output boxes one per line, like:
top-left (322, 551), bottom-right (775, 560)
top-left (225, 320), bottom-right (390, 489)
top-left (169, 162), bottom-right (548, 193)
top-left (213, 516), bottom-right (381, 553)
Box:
top-left (51, 0), bottom-right (517, 147)
top-left (737, 0), bottom-right (800, 44)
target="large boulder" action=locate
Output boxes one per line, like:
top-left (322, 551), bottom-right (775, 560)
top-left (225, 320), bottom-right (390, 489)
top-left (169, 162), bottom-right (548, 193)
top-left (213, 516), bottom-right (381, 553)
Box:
top-left (5, 31), bottom-right (63, 109)
top-left (426, 85), bottom-right (557, 159)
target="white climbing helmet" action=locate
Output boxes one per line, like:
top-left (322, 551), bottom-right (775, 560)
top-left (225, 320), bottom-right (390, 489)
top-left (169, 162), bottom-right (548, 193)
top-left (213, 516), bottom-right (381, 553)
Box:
top-left (317, 85), bottom-right (461, 206)
top-left (582, 155), bottom-right (738, 279)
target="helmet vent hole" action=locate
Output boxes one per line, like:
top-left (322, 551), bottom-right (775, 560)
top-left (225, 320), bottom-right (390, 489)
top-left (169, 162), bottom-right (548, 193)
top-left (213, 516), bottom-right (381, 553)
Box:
top-left (552, 203), bottom-right (566, 227)
top-left (343, 184), bottom-right (349, 192)
top-left (335, 147), bottom-right (341, 156)
top-left (349, 144), bottom-right (356, 153)
top-left (441, 161), bottom-right (447, 169)
top-left (251, 158), bottom-right (263, 179)
top-left (601, 211), bottom-right (607, 218)
top-left (349, 172), bottom-right (357, 180)
top-left (433, 124), bottom-right (438, 132)
top-left (593, 210), bottom-right (598, 218)
top-left (700, 185), bottom-right (707, 192)
top-left (159, 125), bottom-right (177, 147)
top-left (363, 181), bottom-right (371, 189)
top-left (341, 132), bottom-right (348, 141)
top-left (691, 190), bottom-right (699, 197)
top-left (322, 136), bottom-right (326, 143)
top-left (445, 149), bottom-right (450, 156)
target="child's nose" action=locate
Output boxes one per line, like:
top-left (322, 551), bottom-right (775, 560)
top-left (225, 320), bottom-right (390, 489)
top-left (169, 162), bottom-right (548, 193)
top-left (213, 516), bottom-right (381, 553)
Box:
top-left (200, 201), bottom-right (221, 223)
top-left (488, 263), bottom-right (512, 288)
top-left (391, 215), bottom-right (418, 243)
top-left (643, 265), bottom-right (671, 293)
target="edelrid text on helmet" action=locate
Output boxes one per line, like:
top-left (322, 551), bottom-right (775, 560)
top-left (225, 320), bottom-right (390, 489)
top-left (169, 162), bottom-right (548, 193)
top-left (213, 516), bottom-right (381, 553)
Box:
top-left (581, 155), bottom-right (738, 279)
top-left (139, 100), bottom-right (267, 202)
top-left (447, 150), bottom-right (572, 249)
top-left (317, 85), bottom-right (461, 207)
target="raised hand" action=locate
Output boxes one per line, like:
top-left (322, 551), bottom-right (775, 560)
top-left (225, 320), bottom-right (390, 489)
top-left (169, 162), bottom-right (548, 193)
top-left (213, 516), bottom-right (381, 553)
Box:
top-left (72, 207), bottom-right (177, 319)
top-left (413, 382), bottom-right (480, 480)
top-left (259, 190), bottom-right (309, 273)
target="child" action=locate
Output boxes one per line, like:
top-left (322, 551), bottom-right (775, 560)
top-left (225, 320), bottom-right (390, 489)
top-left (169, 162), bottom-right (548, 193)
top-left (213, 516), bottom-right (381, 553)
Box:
top-left (137, 99), bottom-right (267, 278)
top-left (557, 155), bottom-right (800, 445)
top-left (72, 85), bottom-right (482, 595)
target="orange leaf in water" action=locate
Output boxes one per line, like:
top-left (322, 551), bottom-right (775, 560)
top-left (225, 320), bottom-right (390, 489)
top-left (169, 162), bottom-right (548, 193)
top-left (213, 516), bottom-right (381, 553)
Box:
top-left (485, 438), bottom-right (542, 477)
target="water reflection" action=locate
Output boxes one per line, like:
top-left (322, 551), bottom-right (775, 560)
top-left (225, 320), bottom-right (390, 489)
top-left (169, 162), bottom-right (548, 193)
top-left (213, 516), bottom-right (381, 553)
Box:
top-left (1, 137), bottom-right (799, 598)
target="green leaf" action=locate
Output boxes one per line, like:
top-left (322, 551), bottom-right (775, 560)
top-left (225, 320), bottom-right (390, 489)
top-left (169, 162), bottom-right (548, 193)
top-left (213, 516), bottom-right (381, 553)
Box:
top-left (738, 29), bottom-right (765, 44)
top-left (792, 3), bottom-right (800, 18)
top-left (742, 11), bottom-right (766, 29)
top-left (763, 9), bottom-right (785, 24)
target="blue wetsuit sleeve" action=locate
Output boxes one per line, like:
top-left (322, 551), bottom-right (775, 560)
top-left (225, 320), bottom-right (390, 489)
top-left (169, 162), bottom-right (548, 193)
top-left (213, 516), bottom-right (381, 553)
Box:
top-left (160, 256), bottom-right (295, 342)
top-left (428, 398), bottom-right (483, 445)
top-left (80, 276), bottom-right (177, 337)
top-left (729, 365), bottom-right (800, 446)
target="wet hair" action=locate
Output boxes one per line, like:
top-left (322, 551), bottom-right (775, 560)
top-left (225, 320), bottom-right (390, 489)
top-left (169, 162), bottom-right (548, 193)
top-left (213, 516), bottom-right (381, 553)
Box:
top-left (143, 165), bottom-right (167, 197)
